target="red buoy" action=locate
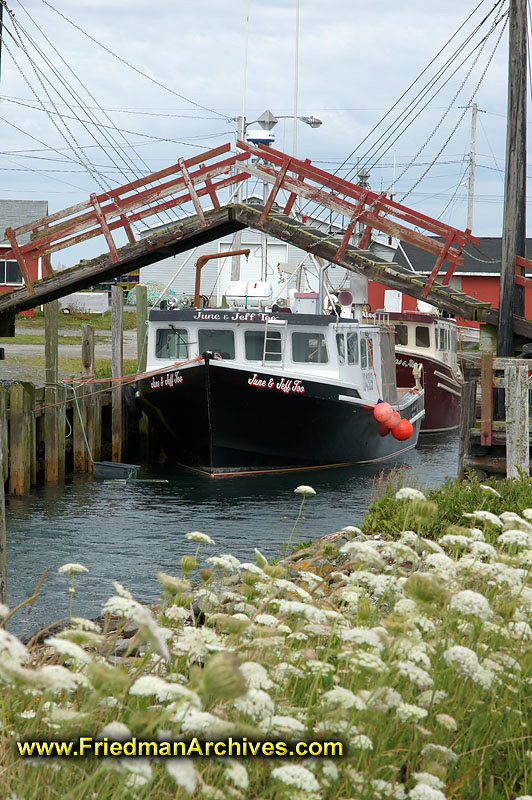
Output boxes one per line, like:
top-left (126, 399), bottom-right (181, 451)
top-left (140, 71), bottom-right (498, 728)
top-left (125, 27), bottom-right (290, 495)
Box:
top-left (377, 421), bottom-right (391, 436)
top-left (392, 418), bottom-right (414, 440)
top-left (373, 401), bottom-right (393, 422)
top-left (384, 410), bottom-right (401, 429)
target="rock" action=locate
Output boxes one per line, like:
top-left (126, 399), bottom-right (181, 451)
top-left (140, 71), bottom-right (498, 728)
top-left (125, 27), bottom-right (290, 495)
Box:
top-left (110, 637), bottom-right (142, 657)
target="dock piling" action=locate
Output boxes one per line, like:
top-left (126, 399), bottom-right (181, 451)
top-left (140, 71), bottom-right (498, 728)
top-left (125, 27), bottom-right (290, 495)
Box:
top-left (111, 285), bottom-right (123, 463)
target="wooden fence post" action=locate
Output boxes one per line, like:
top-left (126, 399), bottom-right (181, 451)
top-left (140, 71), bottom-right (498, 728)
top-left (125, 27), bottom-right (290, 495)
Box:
top-left (8, 383), bottom-right (31, 495)
top-left (0, 385), bottom-right (7, 603)
top-left (112, 286), bottom-right (123, 463)
top-left (457, 381), bottom-right (477, 481)
top-left (505, 363), bottom-right (529, 478)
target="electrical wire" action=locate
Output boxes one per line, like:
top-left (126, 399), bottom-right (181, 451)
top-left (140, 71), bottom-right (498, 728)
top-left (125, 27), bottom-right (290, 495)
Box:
top-left (40, 0), bottom-right (231, 121)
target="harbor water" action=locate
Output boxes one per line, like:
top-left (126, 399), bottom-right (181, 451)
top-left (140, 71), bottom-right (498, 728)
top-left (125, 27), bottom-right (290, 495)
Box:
top-left (5, 433), bottom-right (459, 630)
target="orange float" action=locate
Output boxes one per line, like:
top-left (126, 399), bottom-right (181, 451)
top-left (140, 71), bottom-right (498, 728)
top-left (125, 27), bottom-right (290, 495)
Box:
top-left (392, 418), bottom-right (414, 440)
top-left (373, 401), bottom-right (393, 422)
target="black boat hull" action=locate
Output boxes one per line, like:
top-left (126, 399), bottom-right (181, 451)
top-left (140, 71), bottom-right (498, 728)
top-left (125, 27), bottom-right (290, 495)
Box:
top-left (137, 360), bottom-right (423, 476)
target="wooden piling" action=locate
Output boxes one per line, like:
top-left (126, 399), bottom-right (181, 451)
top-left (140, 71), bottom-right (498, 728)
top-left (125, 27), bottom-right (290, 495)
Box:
top-left (0, 384), bottom-right (7, 604)
top-left (72, 381), bottom-right (88, 473)
top-left (44, 301), bottom-right (65, 483)
top-left (111, 286), bottom-right (123, 463)
top-left (82, 324), bottom-right (100, 466)
top-left (457, 381), bottom-right (477, 481)
top-left (505, 362), bottom-right (530, 478)
top-left (8, 383), bottom-right (31, 495)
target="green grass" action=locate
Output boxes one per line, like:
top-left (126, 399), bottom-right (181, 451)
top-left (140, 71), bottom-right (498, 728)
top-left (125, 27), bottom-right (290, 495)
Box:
top-left (3, 477), bottom-right (532, 798)
top-left (16, 309), bottom-right (137, 331)
top-left (0, 333), bottom-right (110, 346)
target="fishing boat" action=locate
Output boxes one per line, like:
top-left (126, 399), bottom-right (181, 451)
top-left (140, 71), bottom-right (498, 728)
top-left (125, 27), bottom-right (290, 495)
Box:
top-left (385, 309), bottom-right (461, 433)
top-left (135, 283), bottom-right (425, 477)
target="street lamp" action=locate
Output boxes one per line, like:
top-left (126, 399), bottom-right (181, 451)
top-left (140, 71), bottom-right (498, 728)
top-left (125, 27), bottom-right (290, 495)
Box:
top-left (232, 109), bottom-right (323, 281)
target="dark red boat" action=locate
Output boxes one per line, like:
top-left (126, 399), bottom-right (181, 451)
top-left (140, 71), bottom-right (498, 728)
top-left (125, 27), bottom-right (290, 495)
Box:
top-left (384, 311), bottom-right (462, 433)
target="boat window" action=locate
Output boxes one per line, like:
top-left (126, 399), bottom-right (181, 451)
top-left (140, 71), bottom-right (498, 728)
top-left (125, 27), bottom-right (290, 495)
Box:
top-left (395, 324), bottom-right (408, 346)
top-left (245, 330), bottom-right (281, 361)
top-left (197, 328), bottom-right (235, 359)
top-left (346, 332), bottom-right (359, 364)
top-left (360, 334), bottom-right (373, 369)
top-left (292, 332), bottom-right (328, 363)
top-left (439, 328), bottom-right (450, 350)
top-left (415, 325), bottom-right (430, 348)
top-left (336, 334), bottom-right (345, 365)
top-left (155, 328), bottom-right (189, 360)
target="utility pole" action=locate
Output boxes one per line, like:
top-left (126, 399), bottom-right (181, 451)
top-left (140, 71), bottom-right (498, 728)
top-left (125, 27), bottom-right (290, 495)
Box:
top-left (467, 103), bottom-right (477, 231)
top-left (497, 0), bottom-right (527, 359)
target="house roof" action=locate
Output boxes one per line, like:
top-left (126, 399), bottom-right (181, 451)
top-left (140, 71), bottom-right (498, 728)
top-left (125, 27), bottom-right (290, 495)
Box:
top-left (393, 236), bottom-right (532, 276)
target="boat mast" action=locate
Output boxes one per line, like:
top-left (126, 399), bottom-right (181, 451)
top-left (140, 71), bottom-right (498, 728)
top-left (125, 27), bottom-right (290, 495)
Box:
top-left (497, 0), bottom-right (527, 358)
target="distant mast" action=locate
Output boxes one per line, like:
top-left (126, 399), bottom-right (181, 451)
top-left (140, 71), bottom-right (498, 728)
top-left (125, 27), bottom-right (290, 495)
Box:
top-left (497, 0), bottom-right (527, 357)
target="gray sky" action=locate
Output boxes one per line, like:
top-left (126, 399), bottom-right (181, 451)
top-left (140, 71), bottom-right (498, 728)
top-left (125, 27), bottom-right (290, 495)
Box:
top-left (0, 0), bottom-right (521, 263)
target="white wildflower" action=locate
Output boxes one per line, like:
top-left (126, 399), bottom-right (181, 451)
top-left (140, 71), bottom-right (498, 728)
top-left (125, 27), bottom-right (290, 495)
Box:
top-left (0, 629), bottom-right (29, 664)
top-left (500, 511), bottom-right (532, 531)
top-left (350, 733), bottom-right (373, 749)
top-left (421, 743), bottom-right (457, 763)
top-left (417, 689), bottom-right (448, 707)
top-left (412, 773), bottom-right (445, 789)
top-left (102, 596), bottom-right (170, 660)
top-left (270, 715), bottom-right (306, 735)
top-left (396, 702), bottom-right (428, 722)
top-left (349, 650), bottom-right (386, 672)
top-left (395, 487), bottom-right (427, 501)
top-left (339, 626), bottom-right (383, 648)
top-left (130, 676), bottom-right (200, 705)
top-left (112, 582), bottom-right (132, 599)
top-left (339, 540), bottom-right (383, 564)
top-left (409, 785), bottom-right (446, 800)
top-left (343, 525), bottom-right (362, 534)
top-left (58, 562), bottom-right (89, 574)
top-left (239, 562), bottom-right (265, 576)
top-left (523, 509), bottom-right (532, 520)
top-left (443, 644), bottom-right (480, 678)
top-left (424, 552), bottom-right (456, 571)
top-left (70, 617), bottom-right (101, 632)
top-left (498, 529), bottom-right (532, 548)
top-left (463, 510), bottom-right (503, 527)
top-left (166, 757), bottom-right (197, 794)
top-left (174, 627), bottom-right (225, 657)
top-left (224, 759), bottom-right (249, 790)
top-left (254, 613), bottom-right (279, 627)
top-left (44, 637), bottom-right (91, 664)
top-left (469, 541), bottom-right (497, 560)
top-left (271, 764), bottom-right (319, 791)
top-left (174, 708), bottom-right (233, 738)
top-left (254, 548), bottom-right (268, 567)
top-left (0, 604), bottom-right (9, 620)
top-left (507, 620), bottom-right (532, 640)
top-left (97, 721), bottom-right (132, 741)
top-left (436, 713), bottom-right (458, 731)
top-left (439, 535), bottom-right (472, 549)
top-left (306, 659), bottom-right (335, 676)
top-left (206, 556), bottom-right (237, 572)
top-left (321, 687), bottom-right (367, 710)
top-left (450, 589), bottom-right (491, 620)
top-left (240, 662), bottom-right (273, 690)
top-left (35, 665), bottom-right (82, 693)
top-left (396, 660), bottom-right (433, 688)
top-left (479, 484), bottom-right (501, 497)
top-left (233, 688), bottom-right (274, 721)
top-left (185, 531), bottom-right (215, 544)
top-left (165, 605), bottom-right (189, 622)
top-left (294, 485), bottom-right (316, 496)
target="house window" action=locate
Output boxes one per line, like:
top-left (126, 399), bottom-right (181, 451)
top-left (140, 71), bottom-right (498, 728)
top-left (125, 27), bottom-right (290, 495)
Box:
top-left (155, 328), bottom-right (189, 359)
top-left (245, 330), bottom-right (281, 361)
top-left (0, 260), bottom-right (23, 285)
top-left (415, 326), bottom-right (430, 348)
top-left (292, 332), bottom-right (328, 363)
top-left (198, 328), bottom-right (235, 359)
top-left (394, 324), bottom-right (408, 346)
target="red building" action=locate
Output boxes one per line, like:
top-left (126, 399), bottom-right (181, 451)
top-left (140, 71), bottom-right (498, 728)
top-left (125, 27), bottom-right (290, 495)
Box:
top-left (368, 237), bottom-right (532, 327)
top-left (0, 199), bottom-right (48, 301)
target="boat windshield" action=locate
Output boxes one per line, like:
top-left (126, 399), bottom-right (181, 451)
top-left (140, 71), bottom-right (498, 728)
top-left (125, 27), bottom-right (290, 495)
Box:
top-left (415, 326), bottom-right (430, 348)
top-left (245, 330), bottom-right (282, 361)
top-left (156, 328), bottom-right (189, 359)
top-left (292, 332), bottom-right (328, 363)
top-left (198, 328), bottom-right (235, 359)
top-left (394, 324), bottom-right (408, 346)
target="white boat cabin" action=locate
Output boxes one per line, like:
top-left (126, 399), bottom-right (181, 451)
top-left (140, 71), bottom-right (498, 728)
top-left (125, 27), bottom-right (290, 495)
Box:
top-left (385, 312), bottom-right (459, 372)
top-left (146, 308), bottom-right (399, 407)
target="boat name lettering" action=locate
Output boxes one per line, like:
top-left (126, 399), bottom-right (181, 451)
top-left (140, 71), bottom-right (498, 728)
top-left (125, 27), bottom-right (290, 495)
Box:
top-left (193, 310), bottom-right (278, 323)
top-left (396, 358), bottom-right (418, 369)
top-left (150, 371), bottom-right (183, 390)
top-left (248, 373), bottom-right (305, 395)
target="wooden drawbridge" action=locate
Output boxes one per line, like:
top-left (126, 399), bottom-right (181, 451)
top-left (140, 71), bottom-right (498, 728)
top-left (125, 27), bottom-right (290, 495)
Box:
top-left (0, 139), bottom-right (530, 338)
